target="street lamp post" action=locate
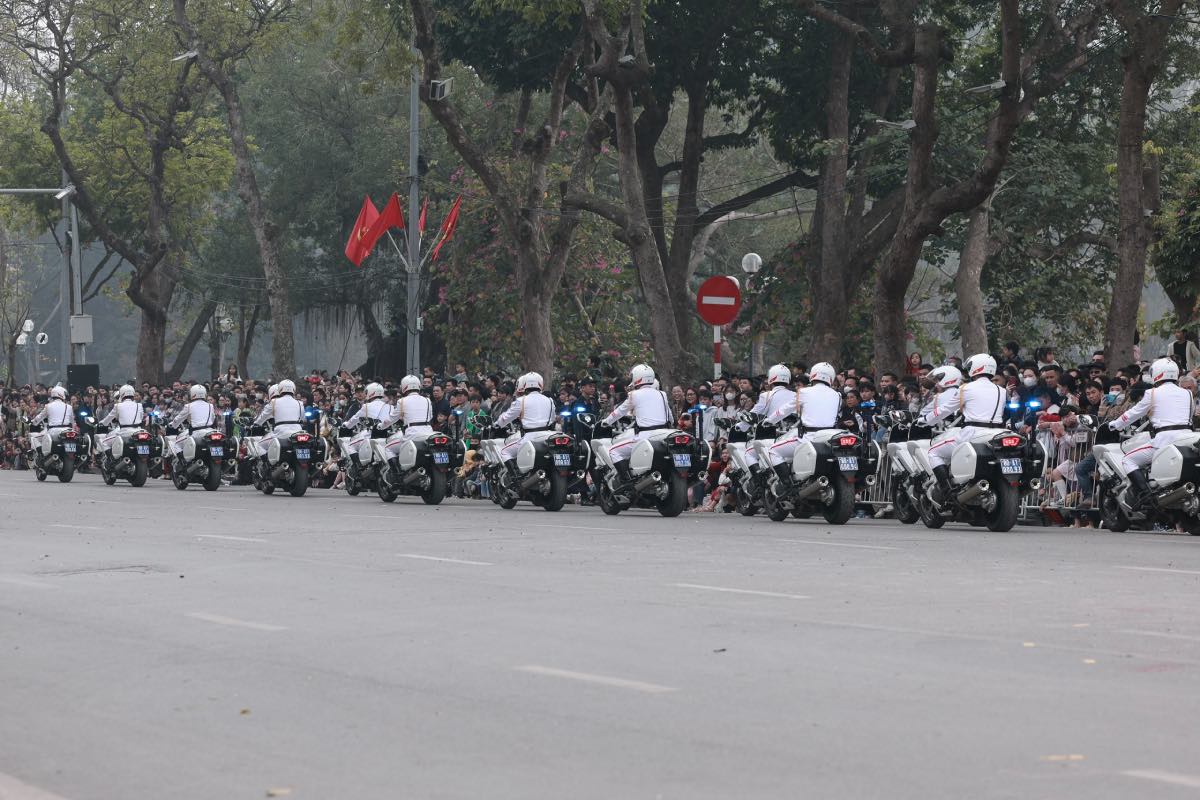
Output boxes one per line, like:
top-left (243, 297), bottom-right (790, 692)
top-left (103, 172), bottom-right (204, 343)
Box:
top-left (741, 253), bottom-right (762, 377)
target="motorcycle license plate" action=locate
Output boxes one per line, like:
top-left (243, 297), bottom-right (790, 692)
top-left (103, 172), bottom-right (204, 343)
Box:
top-left (1000, 458), bottom-right (1023, 475)
top-left (63, 443), bottom-right (76, 453)
top-left (209, 447), bottom-right (223, 457)
top-left (553, 453), bottom-right (572, 467)
top-left (295, 448), bottom-right (310, 461)
top-left (433, 451), bottom-right (450, 465)
top-left (838, 456), bottom-right (858, 471)
top-left (673, 453), bottom-right (691, 468)
top-left (136, 445), bottom-right (150, 455)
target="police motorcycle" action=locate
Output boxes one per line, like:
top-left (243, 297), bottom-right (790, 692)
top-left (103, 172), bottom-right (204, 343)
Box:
top-left (166, 392), bottom-right (227, 492)
top-left (375, 423), bottom-right (454, 505)
top-left (92, 420), bottom-right (157, 488)
top-left (873, 409), bottom-right (931, 524)
top-left (912, 359), bottom-right (1043, 532)
top-left (234, 423), bottom-right (264, 485)
top-left (144, 409), bottom-right (170, 478)
top-left (1080, 377), bottom-right (1200, 535)
top-left (714, 413), bottom-right (773, 516)
top-left (254, 412), bottom-right (323, 498)
top-left (585, 417), bottom-right (703, 519)
top-left (760, 419), bottom-right (864, 525)
top-left (25, 409), bottom-right (81, 484)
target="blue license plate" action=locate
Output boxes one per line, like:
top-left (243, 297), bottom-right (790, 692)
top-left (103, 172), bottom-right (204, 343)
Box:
top-left (673, 453), bottom-right (691, 468)
top-left (209, 447), bottom-right (223, 457)
top-left (63, 443), bottom-right (76, 453)
top-left (838, 456), bottom-right (858, 471)
top-left (136, 445), bottom-right (150, 455)
top-left (295, 448), bottom-right (310, 460)
top-left (1000, 458), bottom-right (1022, 475)
top-left (553, 453), bottom-right (572, 467)
top-left (433, 451), bottom-right (450, 464)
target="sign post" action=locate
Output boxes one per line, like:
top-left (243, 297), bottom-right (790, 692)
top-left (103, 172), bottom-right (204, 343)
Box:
top-left (696, 276), bottom-right (742, 381)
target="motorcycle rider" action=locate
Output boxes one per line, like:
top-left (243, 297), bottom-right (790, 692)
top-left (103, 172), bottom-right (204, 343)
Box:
top-left (764, 362), bottom-right (841, 486)
top-left (601, 364), bottom-right (672, 481)
top-left (30, 385), bottom-right (73, 457)
top-left (98, 384), bottom-right (145, 455)
top-left (339, 381), bottom-right (401, 471)
top-left (738, 364), bottom-right (794, 476)
top-left (917, 366), bottom-right (963, 427)
top-left (495, 372), bottom-right (557, 468)
top-left (1108, 356), bottom-right (1195, 507)
top-left (390, 376), bottom-right (434, 443)
top-left (170, 384), bottom-right (217, 457)
top-left (927, 353), bottom-right (1007, 503)
top-left (253, 379), bottom-right (305, 472)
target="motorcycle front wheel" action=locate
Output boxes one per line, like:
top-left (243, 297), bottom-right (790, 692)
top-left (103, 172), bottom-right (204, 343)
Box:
top-left (1101, 492), bottom-right (1129, 532)
top-left (893, 485), bottom-right (919, 524)
top-left (918, 494), bottom-right (945, 529)
top-left (597, 480), bottom-right (622, 516)
top-left (735, 485), bottom-right (758, 516)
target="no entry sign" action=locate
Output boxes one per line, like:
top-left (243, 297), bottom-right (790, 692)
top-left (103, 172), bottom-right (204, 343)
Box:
top-left (696, 276), bottom-right (742, 326)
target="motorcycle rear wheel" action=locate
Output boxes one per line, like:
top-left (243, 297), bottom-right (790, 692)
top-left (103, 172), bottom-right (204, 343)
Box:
top-left (918, 494), bottom-right (945, 529)
top-left (203, 461), bottom-right (221, 491)
top-left (378, 477), bottom-right (397, 503)
top-left (762, 486), bottom-right (790, 522)
top-left (289, 464), bottom-right (309, 497)
top-left (542, 471), bottom-right (568, 512)
top-left (58, 455), bottom-right (75, 483)
top-left (657, 472), bottom-right (688, 517)
top-left (597, 481), bottom-right (622, 515)
top-left (422, 469), bottom-right (447, 505)
top-left (984, 480), bottom-right (1019, 532)
top-left (822, 475), bottom-right (854, 525)
top-left (130, 459), bottom-right (148, 488)
top-left (735, 485), bottom-right (758, 516)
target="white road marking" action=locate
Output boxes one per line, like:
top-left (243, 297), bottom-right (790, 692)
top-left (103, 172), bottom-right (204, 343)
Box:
top-left (669, 583), bottom-right (810, 600)
top-left (515, 665), bottom-right (678, 694)
top-left (783, 538), bottom-right (898, 551)
top-left (345, 514), bottom-right (400, 520)
top-left (1121, 769), bottom-right (1200, 789)
top-left (48, 524), bottom-right (102, 531)
top-left (195, 534), bottom-right (267, 543)
top-left (194, 506), bottom-right (247, 512)
top-left (1119, 566), bottom-right (1200, 576)
top-left (1117, 629), bottom-right (1200, 643)
top-left (526, 523), bottom-right (624, 532)
top-left (0, 770), bottom-right (71, 799)
top-left (396, 554), bottom-right (493, 566)
top-left (83, 499), bottom-right (121, 504)
top-left (0, 576), bottom-right (58, 590)
top-left (186, 612), bottom-right (287, 631)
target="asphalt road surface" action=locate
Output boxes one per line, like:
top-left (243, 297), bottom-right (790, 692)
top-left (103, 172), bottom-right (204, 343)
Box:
top-left (2, 471), bottom-right (1200, 799)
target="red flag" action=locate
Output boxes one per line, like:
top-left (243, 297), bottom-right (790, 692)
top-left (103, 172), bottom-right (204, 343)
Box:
top-left (344, 196), bottom-right (379, 267)
top-left (362, 192), bottom-right (405, 255)
top-left (418, 197), bottom-right (429, 235)
top-left (430, 195), bottom-right (463, 262)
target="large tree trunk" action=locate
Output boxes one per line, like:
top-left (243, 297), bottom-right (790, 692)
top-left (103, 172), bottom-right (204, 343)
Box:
top-left (806, 25), bottom-right (853, 363)
top-left (237, 304), bottom-right (261, 380)
top-left (174, 0), bottom-right (295, 379)
top-left (955, 203), bottom-right (991, 357)
top-left (131, 267), bottom-right (175, 385)
top-left (1103, 66), bottom-right (1153, 369)
top-left (519, 257), bottom-right (555, 378)
top-left (165, 299), bottom-right (218, 383)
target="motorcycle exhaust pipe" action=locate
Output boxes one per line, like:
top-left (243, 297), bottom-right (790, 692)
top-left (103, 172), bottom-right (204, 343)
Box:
top-left (519, 469), bottom-right (547, 490)
top-left (402, 467), bottom-right (427, 486)
top-left (795, 475), bottom-right (830, 500)
top-left (955, 480), bottom-right (990, 504)
top-left (633, 471), bottom-right (662, 493)
top-left (1155, 482), bottom-right (1196, 508)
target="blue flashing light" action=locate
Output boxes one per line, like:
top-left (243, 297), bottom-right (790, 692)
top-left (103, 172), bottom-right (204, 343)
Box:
top-left (574, 405), bottom-right (586, 413)
top-left (1027, 400), bottom-right (1042, 410)
top-left (1007, 401), bottom-right (1020, 410)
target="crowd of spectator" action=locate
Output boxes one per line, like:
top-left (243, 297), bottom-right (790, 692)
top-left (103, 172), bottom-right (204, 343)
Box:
top-left (4, 330), bottom-right (1200, 521)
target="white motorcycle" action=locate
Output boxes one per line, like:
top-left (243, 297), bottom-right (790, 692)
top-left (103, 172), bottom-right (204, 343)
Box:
top-left (874, 409), bottom-right (932, 525)
top-left (761, 424), bottom-right (864, 525)
top-left (583, 416), bottom-right (702, 517)
top-left (715, 414), bottom-right (776, 516)
top-left (1082, 415), bottom-right (1200, 534)
top-left (479, 414), bottom-right (585, 512)
top-left (913, 422), bottom-right (1042, 532)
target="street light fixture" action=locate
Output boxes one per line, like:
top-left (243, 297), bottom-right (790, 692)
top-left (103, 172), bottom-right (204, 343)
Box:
top-left (54, 184), bottom-right (75, 201)
top-left (171, 51), bottom-right (198, 62)
top-left (741, 253), bottom-right (763, 377)
top-left (964, 79), bottom-right (1006, 95)
top-left (877, 119), bottom-right (917, 130)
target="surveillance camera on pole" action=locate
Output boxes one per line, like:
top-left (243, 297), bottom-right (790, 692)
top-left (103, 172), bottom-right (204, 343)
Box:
top-left (35, 332), bottom-right (49, 345)
top-left (54, 185), bottom-right (76, 201)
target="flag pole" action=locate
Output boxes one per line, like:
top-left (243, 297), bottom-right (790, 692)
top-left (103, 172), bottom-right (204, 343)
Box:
top-left (385, 231), bottom-right (409, 270)
top-left (405, 34), bottom-right (422, 375)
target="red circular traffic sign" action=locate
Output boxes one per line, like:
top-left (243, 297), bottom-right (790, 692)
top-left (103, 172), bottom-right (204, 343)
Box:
top-left (696, 276), bottom-right (742, 325)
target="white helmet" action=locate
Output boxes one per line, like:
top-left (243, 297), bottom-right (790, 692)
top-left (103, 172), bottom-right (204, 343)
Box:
top-left (268, 383), bottom-right (280, 400)
top-left (1150, 357), bottom-right (1180, 385)
top-left (50, 386), bottom-right (67, 401)
top-left (630, 363), bottom-right (656, 389)
top-left (278, 379), bottom-right (296, 395)
top-left (964, 353), bottom-right (997, 379)
top-left (928, 365), bottom-right (962, 390)
top-left (190, 384), bottom-right (207, 400)
top-left (400, 375), bottom-right (421, 395)
top-left (808, 362), bottom-right (836, 385)
top-left (523, 371), bottom-right (544, 392)
top-left (767, 364), bottom-right (792, 387)
top-left (118, 384), bottom-right (135, 401)
top-left (365, 382), bottom-right (384, 401)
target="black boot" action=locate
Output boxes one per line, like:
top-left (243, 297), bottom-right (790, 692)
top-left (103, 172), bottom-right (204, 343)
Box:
top-left (615, 461), bottom-right (633, 483)
top-left (773, 462), bottom-right (792, 489)
top-left (1126, 469), bottom-right (1152, 509)
top-left (932, 465), bottom-right (952, 505)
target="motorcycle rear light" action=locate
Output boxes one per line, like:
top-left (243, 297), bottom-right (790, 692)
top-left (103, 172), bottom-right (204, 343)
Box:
top-left (136, 432), bottom-right (150, 440)
top-left (209, 433), bottom-right (224, 440)
top-left (1000, 436), bottom-right (1022, 448)
top-left (552, 436), bottom-right (571, 446)
top-left (64, 431), bottom-right (77, 439)
top-left (838, 436), bottom-right (857, 447)
top-left (673, 435), bottom-right (691, 445)
top-left (295, 434), bottom-right (311, 443)
top-left (432, 436), bottom-right (449, 445)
